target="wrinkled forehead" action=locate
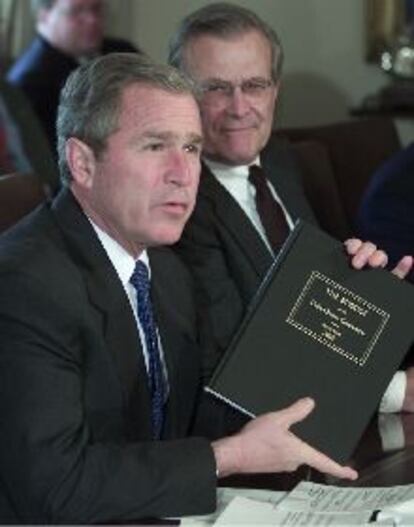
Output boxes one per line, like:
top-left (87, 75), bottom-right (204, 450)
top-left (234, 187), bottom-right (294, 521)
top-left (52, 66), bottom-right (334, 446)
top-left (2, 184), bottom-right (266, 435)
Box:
top-left (117, 84), bottom-right (202, 136)
top-left (183, 30), bottom-right (273, 81)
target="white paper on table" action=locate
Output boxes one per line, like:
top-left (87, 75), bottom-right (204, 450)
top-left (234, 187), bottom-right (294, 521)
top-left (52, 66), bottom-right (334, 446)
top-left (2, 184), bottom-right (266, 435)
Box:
top-left (376, 497), bottom-right (414, 525)
top-left (213, 495), bottom-right (373, 526)
top-left (278, 481), bottom-right (414, 513)
top-left (179, 487), bottom-right (286, 526)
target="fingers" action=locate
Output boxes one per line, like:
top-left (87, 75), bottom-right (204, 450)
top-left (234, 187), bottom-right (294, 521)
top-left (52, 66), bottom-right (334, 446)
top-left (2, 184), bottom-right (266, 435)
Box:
top-left (276, 397), bottom-right (315, 428)
top-left (277, 401), bottom-right (358, 481)
top-left (391, 255), bottom-right (413, 280)
top-left (344, 239), bottom-right (388, 270)
top-left (344, 238), bottom-right (362, 255)
top-left (298, 439), bottom-right (358, 481)
top-left (345, 240), bottom-right (413, 278)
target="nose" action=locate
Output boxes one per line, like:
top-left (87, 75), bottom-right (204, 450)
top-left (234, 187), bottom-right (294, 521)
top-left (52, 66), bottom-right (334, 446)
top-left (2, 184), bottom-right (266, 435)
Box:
top-left (83, 9), bottom-right (103, 25)
top-left (166, 151), bottom-right (194, 186)
top-left (226, 86), bottom-right (250, 118)
top-left (78, 3), bottom-right (104, 23)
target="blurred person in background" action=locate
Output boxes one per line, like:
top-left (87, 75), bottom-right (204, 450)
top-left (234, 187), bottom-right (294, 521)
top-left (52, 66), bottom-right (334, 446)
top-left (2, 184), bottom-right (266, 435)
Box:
top-left (0, 15), bottom-right (57, 187)
top-left (7, 0), bottom-right (141, 150)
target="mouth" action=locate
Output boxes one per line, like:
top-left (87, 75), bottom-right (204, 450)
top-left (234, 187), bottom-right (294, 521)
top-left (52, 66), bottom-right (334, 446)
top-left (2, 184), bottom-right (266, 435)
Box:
top-left (159, 202), bottom-right (190, 216)
top-left (222, 125), bottom-right (257, 133)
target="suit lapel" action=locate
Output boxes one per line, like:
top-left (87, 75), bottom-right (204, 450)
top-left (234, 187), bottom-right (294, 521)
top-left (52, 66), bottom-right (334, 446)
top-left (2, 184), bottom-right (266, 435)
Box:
top-left (199, 163), bottom-right (273, 277)
top-left (149, 249), bottom-right (200, 438)
top-left (51, 190), bottom-right (152, 437)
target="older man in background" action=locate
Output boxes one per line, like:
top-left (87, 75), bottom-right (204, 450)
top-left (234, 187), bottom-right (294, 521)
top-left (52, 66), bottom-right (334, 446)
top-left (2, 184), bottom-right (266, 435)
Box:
top-left (7, 0), bottom-right (140, 149)
top-left (169, 2), bottom-right (414, 411)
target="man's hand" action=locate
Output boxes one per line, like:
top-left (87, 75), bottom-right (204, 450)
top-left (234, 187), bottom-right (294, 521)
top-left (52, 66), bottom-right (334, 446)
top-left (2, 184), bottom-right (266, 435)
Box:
top-left (212, 398), bottom-right (357, 480)
top-left (344, 239), bottom-right (413, 279)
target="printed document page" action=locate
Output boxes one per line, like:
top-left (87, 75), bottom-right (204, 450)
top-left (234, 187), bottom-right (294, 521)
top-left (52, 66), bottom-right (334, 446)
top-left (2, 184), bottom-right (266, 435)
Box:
top-left (180, 487), bottom-right (286, 526)
top-left (209, 482), bottom-right (414, 525)
top-left (278, 481), bottom-right (414, 512)
top-left (214, 495), bottom-right (373, 525)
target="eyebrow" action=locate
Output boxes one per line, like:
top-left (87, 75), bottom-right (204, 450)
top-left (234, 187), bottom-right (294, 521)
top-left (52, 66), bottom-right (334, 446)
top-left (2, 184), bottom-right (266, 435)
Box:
top-left (141, 131), bottom-right (203, 144)
top-left (202, 76), bottom-right (271, 83)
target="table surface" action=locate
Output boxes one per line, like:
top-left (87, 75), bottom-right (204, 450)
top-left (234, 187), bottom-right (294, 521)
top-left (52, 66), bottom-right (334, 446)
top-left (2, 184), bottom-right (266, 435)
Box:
top-left (219, 412), bottom-right (414, 492)
top-left (341, 413), bottom-right (414, 487)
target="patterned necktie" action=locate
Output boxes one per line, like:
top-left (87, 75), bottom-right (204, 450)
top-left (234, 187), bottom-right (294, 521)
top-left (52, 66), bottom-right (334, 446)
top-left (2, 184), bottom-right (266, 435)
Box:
top-left (130, 261), bottom-right (165, 439)
top-left (248, 164), bottom-right (290, 253)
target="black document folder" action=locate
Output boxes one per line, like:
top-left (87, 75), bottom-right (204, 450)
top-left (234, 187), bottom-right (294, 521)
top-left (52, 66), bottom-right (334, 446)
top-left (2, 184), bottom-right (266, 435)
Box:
top-left (206, 221), bottom-right (414, 462)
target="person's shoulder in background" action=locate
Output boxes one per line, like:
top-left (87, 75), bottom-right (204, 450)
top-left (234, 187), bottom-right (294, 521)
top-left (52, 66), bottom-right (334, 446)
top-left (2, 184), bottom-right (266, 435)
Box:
top-left (357, 142), bottom-right (414, 274)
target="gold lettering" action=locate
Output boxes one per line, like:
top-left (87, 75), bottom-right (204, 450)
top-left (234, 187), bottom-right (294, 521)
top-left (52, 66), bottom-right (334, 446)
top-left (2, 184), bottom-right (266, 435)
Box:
top-left (321, 322), bottom-right (341, 338)
top-left (326, 287), bottom-right (339, 300)
top-left (310, 299), bottom-right (339, 321)
top-left (340, 317), bottom-right (366, 336)
top-left (339, 296), bottom-right (368, 317)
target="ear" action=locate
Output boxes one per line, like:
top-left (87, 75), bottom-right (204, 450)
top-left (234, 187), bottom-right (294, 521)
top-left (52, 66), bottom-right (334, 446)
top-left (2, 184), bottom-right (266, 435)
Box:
top-left (65, 137), bottom-right (96, 189)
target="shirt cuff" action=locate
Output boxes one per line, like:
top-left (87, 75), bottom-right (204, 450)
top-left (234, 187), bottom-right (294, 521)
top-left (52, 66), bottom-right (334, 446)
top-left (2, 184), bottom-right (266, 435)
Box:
top-left (378, 413), bottom-right (405, 451)
top-left (379, 370), bottom-right (407, 413)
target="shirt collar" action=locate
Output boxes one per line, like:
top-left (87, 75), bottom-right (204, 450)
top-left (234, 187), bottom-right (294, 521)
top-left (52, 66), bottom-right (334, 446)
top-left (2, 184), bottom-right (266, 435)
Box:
top-left (89, 220), bottom-right (150, 288)
top-left (204, 156), bottom-right (261, 179)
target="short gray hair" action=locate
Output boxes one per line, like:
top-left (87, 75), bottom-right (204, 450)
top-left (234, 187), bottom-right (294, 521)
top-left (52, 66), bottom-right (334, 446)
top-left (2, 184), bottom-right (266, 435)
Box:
top-left (57, 52), bottom-right (195, 185)
top-left (168, 2), bottom-right (284, 82)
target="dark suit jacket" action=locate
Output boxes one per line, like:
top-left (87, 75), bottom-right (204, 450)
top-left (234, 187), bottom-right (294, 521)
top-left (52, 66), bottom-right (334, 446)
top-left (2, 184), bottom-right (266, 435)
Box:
top-left (0, 190), bottom-right (216, 524)
top-left (174, 137), bottom-right (317, 375)
top-left (7, 35), bottom-right (139, 150)
top-left (357, 142), bottom-right (414, 281)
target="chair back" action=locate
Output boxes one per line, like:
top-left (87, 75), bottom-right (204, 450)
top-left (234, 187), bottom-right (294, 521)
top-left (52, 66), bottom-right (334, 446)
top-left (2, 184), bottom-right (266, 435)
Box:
top-left (0, 172), bottom-right (47, 233)
top-left (275, 117), bottom-right (401, 239)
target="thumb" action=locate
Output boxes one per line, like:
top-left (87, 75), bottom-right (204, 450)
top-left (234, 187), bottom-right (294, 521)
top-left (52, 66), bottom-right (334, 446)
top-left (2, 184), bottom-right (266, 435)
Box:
top-left (277, 397), bottom-right (315, 428)
top-left (391, 255), bottom-right (413, 280)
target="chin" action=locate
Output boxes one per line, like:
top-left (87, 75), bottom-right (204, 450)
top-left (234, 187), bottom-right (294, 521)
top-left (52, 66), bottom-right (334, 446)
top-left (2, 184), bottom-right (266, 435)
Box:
top-left (152, 230), bottom-right (183, 247)
top-left (222, 151), bottom-right (258, 166)
top-left (219, 143), bottom-right (260, 165)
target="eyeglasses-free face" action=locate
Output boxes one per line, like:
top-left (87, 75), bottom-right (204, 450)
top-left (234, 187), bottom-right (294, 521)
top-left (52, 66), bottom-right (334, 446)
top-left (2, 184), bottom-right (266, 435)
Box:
top-left (42, 0), bottom-right (105, 57)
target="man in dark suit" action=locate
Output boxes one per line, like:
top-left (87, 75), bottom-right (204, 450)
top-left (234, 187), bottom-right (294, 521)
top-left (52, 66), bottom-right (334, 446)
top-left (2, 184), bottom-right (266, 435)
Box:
top-left (358, 142), bottom-right (414, 279)
top-left (7, 0), bottom-right (139, 150)
top-left (168, 3), bottom-right (413, 404)
top-left (0, 52), bottom-right (357, 524)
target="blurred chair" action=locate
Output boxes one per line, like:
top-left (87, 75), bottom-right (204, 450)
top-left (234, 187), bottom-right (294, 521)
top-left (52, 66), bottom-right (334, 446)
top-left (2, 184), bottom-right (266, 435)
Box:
top-left (290, 140), bottom-right (349, 240)
top-left (0, 80), bottom-right (59, 193)
top-left (0, 172), bottom-right (47, 233)
top-left (275, 117), bottom-right (401, 240)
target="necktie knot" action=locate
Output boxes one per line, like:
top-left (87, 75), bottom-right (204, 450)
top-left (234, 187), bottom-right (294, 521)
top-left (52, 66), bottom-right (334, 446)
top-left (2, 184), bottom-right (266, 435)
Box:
top-left (248, 164), bottom-right (264, 187)
top-left (130, 260), bottom-right (150, 298)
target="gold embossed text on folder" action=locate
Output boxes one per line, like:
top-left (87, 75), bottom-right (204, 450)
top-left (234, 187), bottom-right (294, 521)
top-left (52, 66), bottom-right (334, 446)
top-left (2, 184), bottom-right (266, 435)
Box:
top-left (286, 271), bottom-right (389, 366)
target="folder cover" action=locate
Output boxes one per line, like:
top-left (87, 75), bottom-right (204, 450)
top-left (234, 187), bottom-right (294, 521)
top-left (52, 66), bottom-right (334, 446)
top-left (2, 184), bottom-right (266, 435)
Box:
top-left (206, 221), bottom-right (414, 462)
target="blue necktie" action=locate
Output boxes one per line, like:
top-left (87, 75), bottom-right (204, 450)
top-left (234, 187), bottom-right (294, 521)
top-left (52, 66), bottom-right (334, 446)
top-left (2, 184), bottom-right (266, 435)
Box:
top-left (130, 261), bottom-right (165, 439)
